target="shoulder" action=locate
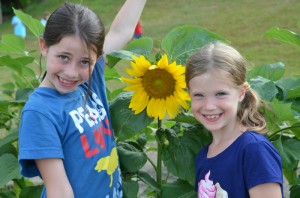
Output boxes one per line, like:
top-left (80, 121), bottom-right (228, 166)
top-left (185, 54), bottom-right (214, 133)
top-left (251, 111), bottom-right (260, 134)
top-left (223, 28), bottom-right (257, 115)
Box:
top-left (240, 131), bottom-right (270, 144)
top-left (241, 131), bottom-right (281, 158)
top-left (23, 87), bottom-right (66, 117)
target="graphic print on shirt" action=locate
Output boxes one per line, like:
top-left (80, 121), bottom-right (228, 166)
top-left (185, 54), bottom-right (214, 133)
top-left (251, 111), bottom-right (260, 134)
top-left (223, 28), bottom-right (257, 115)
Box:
top-left (95, 147), bottom-right (119, 187)
top-left (68, 91), bottom-right (121, 196)
top-left (198, 171), bottom-right (228, 198)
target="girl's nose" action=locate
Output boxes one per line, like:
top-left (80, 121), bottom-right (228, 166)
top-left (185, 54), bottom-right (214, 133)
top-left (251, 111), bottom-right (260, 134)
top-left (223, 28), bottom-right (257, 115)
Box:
top-left (64, 62), bottom-right (79, 78)
top-left (203, 98), bottom-right (216, 110)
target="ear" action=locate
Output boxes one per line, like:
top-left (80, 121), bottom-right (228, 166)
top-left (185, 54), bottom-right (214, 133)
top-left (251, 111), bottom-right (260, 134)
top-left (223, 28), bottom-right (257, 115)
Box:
top-left (238, 83), bottom-right (247, 102)
top-left (39, 37), bottom-right (48, 56)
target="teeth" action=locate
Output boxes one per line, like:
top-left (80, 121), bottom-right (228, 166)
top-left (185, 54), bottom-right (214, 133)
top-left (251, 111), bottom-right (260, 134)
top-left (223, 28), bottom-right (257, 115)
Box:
top-left (206, 114), bottom-right (219, 119)
top-left (59, 77), bottom-right (74, 84)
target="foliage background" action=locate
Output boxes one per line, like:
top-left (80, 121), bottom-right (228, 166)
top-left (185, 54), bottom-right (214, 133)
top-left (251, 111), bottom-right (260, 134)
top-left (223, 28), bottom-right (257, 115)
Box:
top-left (0, 0), bottom-right (300, 81)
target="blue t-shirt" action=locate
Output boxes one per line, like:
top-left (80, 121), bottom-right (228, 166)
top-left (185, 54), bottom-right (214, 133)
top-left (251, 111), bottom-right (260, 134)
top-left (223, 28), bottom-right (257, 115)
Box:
top-left (11, 16), bottom-right (26, 38)
top-left (18, 58), bottom-right (122, 197)
top-left (195, 131), bottom-right (283, 198)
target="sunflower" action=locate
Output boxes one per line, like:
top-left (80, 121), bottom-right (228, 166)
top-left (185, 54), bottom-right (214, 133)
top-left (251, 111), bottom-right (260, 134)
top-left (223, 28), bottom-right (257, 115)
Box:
top-left (121, 54), bottom-right (190, 120)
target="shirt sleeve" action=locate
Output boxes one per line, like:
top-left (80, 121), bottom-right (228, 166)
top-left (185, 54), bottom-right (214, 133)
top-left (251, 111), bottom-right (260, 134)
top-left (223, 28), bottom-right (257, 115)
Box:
top-left (18, 110), bottom-right (64, 178)
top-left (243, 141), bottom-right (283, 190)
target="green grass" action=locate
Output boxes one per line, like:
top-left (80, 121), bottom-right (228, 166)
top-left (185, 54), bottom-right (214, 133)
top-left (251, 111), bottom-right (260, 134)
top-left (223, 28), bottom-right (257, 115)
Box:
top-left (0, 0), bottom-right (299, 83)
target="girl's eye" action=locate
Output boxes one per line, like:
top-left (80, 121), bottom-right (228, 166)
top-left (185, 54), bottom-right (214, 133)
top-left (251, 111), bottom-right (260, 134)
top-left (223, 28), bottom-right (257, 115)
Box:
top-left (216, 92), bottom-right (227, 97)
top-left (81, 60), bottom-right (90, 67)
top-left (193, 93), bottom-right (204, 99)
top-left (58, 55), bottom-right (69, 63)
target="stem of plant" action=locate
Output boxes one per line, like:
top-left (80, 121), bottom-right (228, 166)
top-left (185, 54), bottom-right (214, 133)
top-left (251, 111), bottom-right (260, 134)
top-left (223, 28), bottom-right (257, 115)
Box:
top-left (157, 119), bottom-right (162, 197)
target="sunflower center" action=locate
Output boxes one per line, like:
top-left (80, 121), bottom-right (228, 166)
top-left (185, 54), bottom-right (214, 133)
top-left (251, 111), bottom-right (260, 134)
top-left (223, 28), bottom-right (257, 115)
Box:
top-left (142, 68), bottom-right (176, 99)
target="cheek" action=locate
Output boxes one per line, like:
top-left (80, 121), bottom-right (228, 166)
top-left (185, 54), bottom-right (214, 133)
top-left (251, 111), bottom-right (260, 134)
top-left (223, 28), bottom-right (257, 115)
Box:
top-left (191, 100), bottom-right (201, 114)
top-left (80, 68), bottom-right (91, 81)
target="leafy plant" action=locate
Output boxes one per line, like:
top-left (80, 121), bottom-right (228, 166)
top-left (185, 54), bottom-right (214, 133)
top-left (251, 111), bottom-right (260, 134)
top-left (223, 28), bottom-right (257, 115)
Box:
top-left (0, 9), bottom-right (300, 198)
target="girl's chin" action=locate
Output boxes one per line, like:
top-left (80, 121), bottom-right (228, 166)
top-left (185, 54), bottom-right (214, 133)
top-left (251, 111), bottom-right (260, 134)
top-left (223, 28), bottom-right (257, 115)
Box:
top-left (55, 85), bottom-right (77, 94)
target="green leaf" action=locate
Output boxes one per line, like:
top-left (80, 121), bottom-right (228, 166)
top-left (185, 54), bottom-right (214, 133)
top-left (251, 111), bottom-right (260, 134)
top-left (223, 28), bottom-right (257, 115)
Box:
top-left (161, 179), bottom-right (196, 198)
top-left (107, 50), bottom-right (135, 68)
top-left (0, 131), bottom-right (18, 148)
top-left (14, 8), bottom-right (44, 38)
top-left (287, 86), bottom-right (300, 99)
top-left (290, 185), bottom-right (300, 198)
top-left (122, 180), bottom-right (139, 198)
top-left (16, 88), bottom-right (34, 101)
top-left (0, 154), bottom-right (22, 188)
top-left (247, 62), bottom-right (285, 81)
top-left (273, 138), bottom-right (300, 170)
top-left (22, 66), bottom-right (37, 78)
top-left (249, 77), bottom-right (278, 101)
top-left (104, 67), bottom-right (121, 81)
top-left (107, 37), bottom-right (153, 68)
top-left (292, 122), bottom-right (300, 140)
top-left (0, 34), bottom-right (27, 55)
top-left (162, 124), bottom-right (211, 185)
top-left (117, 142), bottom-right (147, 172)
top-left (170, 112), bottom-right (199, 125)
top-left (19, 185), bottom-right (44, 198)
top-left (265, 27), bottom-right (300, 48)
top-left (125, 37), bottom-right (153, 59)
top-left (109, 92), bottom-right (153, 141)
top-left (0, 56), bottom-right (35, 75)
top-left (276, 77), bottom-right (300, 100)
top-left (267, 101), bottom-right (296, 123)
top-left (161, 25), bottom-right (229, 65)
top-left (138, 171), bottom-right (160, 192)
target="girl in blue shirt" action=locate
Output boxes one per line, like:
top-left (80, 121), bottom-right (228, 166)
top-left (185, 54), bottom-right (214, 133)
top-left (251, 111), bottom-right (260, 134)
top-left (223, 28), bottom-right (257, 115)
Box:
top-left (18, 1), bottom-right (146, 197)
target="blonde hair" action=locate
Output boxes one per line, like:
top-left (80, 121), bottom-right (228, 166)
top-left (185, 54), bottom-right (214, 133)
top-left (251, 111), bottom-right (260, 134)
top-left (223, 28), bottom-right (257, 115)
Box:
top-left (185, 41), bottom-right (268, 133)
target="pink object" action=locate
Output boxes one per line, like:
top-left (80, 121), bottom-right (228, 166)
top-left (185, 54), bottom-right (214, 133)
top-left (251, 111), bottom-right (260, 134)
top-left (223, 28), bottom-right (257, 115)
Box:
top-left (198, 171), bottom-right (216, 198)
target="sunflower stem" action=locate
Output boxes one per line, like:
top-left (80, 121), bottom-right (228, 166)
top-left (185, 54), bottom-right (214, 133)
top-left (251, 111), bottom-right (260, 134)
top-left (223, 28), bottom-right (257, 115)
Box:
top-left (156, 119), bottom-right (162, 197)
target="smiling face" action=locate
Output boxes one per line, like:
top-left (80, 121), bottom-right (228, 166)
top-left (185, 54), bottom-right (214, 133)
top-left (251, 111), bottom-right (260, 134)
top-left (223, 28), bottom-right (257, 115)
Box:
top-left (39, 35), bottom-right (98, 94)
top-left (189, 69), bottom-right (245, 134)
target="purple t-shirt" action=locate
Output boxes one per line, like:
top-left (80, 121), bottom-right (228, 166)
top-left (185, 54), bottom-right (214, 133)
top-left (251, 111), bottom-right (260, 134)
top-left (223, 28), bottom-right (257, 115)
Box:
top-left (195, 131), bottom-right (283, 198)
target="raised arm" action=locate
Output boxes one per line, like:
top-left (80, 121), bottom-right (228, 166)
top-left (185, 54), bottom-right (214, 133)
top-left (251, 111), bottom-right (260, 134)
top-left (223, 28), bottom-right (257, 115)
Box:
top-left (103, 0), bottom-right (147, 55)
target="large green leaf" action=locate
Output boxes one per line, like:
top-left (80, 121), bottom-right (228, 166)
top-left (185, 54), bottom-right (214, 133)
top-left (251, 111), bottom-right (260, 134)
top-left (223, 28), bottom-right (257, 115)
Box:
top-left (247, 62), bottom-right (285, 81)
top-left (0, 34), bottom-right (27, 55)
top-left (117, 142), bottom-right (147, 172)
top-left (138, 171), bottom-right (160, 193)
top-left (104, 67), bottom-right (121, 81)
top-left (161, 179), bottom-right (196, 198)
top-left (0, 154), bottom-right (22, 188)
top-left (276, 77), bottom-right (300, 100)
top-left (273, 138), bottom-right (300, 171)
top-left (265, 27), bottom-right (300, 48)
top-left (122, 180), bottom-right (139, 198)
top-left (0, 131), bottom-right (18, 148)
top-left (19, 185), bottom-right (43, 198)
top-left (162, 124), bottom-right (211, 185)
top-left (106, 50), bottom-right (135, 68)
top-left (266, 101), bottom-right (296, 124)
top-left (161, 25), bottom-right (229, 65)
top-left (109, 92), bottom-right (153, 141)
top-left (107, 37), bottom-right (153, 68)
top-left (125, 37), bottom-right (153, 59)
top-left (287, 86), bottom-right (300, 99)
top-left (290, 185), bottom-right (300, 198)
top-left (249, 77), bottom-right (278, 102)
top-left (0, 56), bottom-right (35, 75)
top-left (14, 8), bottom-right (44, 38)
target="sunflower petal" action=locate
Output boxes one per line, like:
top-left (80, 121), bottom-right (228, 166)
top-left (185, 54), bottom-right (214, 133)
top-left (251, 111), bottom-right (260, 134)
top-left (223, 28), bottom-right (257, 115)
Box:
top-left (166, 95), bottom-right (180, 118)
top-left (130, 91), bottom-right (149, 114)
top-left (157, 54), bottom-right (169, 69)
top-left (156, 99), bottom-right (167, 120)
